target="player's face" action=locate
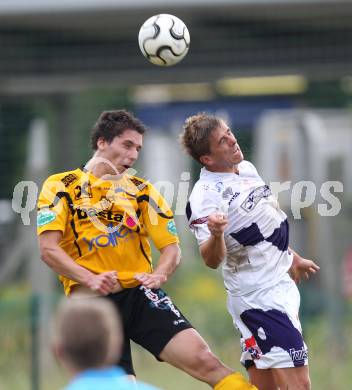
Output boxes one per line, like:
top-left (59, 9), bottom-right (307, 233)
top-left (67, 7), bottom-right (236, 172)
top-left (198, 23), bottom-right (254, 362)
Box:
top-left (203, 120), bottom-right (244, 172)
top-left (98, 129), bottom-right (143, 173)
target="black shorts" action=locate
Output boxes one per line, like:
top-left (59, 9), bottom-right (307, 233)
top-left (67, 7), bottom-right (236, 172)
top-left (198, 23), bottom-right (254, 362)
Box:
top-left (104, 285), bottom-right (193, 376)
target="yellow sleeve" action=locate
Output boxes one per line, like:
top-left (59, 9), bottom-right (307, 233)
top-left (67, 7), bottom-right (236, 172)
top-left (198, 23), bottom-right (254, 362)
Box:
top-left (37, 176), bottom-right (69, 235)
top-left (139, 183), bottom-right (179, 249)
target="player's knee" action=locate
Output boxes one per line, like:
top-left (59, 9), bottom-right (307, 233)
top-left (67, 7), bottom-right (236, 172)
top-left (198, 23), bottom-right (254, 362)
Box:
top-left (193, 347), bottom-right (226, 377)
top-left (298, 375), bottom-right (311, 390)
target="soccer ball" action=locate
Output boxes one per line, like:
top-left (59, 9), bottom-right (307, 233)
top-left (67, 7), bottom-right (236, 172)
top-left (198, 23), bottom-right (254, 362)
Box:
top-left (138, 14), bottom-right (190, 67)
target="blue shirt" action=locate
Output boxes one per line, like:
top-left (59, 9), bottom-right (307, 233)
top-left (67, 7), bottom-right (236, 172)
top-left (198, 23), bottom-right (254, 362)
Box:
top-left (64, 367), bottom-right (160, 390)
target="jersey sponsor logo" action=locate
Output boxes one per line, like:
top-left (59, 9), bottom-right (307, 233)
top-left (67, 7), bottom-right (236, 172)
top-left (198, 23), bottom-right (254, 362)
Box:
top-left (240, 185), bottom-right (271, 212)
top-left (37, 209), bottom-right (57, 226)
top-left (83, 223), bottom-right (132, 250)
top-left (167, 220), bottom-right (177, 236)
top-left (140, 286), bottom-right (181, 317)
top-left (61, 173), bottom-right (78, 187)
top-left (289, 347), bottom-right (308, 362)
top-left (74, 197), bottom-right (138, 227)
top-left (76, 207), bottom-right (124, 223)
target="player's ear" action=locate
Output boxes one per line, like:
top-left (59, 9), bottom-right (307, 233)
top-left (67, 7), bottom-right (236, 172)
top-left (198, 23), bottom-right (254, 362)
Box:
top-left (97, 137), bottom-right (107, 150)
top-left (200, 154), bottom-right (212, 167)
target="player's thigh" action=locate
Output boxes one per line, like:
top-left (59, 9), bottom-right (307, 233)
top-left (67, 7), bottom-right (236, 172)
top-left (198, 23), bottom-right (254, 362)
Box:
top-left (159, 328), bottom-right (230, 385)
top-left (247, 366), bottom-right (276, 390)
top-left (160, 328), bottom-right (210, 366)
top-left (271, 365), bottom-right (310, 390)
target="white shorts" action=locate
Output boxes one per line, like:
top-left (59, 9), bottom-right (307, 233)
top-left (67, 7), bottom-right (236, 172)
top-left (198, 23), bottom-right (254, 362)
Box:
top-left (227, 273), bottom-right (308, 369)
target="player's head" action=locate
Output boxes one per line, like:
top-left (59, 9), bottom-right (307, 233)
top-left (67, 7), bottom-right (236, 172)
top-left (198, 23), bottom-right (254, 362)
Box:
top-left (90, 110), bottom-right (146, 172)
top-left (180, 113), bottom-right (243, 172)
top-left (51, 298), bottom-right (122, 375)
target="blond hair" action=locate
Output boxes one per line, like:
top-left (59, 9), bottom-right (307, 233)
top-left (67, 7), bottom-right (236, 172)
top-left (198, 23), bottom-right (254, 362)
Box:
top-left (179, 113), bottom-right (221, 163)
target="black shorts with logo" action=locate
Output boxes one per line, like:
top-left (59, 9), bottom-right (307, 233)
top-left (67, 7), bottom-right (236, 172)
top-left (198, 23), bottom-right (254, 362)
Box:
top-left (105, 285), bottom-right (193, 376)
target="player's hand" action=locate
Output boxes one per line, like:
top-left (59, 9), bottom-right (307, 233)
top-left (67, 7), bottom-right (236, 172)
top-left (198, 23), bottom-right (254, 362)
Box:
top-left (207, 212), bottom-right (228, 238)
top-left (134, 272), bottom-right (167, 289)
top-left (289, 256), bottom-right (320, 283)
top-left (85, 271), bottom-right (118, 295)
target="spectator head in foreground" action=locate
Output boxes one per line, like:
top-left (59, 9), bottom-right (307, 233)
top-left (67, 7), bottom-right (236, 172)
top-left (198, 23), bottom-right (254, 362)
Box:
top-left (51, 298), bottom-right (121, 376)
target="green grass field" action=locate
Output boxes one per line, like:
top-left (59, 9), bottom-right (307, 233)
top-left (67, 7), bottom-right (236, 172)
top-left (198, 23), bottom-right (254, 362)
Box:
top-left (0, 282), bottom-right (351, 390)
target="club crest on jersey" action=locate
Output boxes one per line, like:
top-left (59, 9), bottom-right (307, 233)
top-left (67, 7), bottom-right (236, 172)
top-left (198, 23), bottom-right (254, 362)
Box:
top-left (240, 185), bottom-right (271, 212)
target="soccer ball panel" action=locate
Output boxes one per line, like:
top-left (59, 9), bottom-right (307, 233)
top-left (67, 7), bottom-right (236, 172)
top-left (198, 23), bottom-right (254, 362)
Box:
top-left (138, 14), bottom-right (190, 67)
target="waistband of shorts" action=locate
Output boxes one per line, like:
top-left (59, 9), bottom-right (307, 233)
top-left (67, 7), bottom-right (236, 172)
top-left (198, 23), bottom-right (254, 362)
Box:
top-left (69, 281), bottom-right (124, 298)
top-left (226, 272), bottom-right (292, 297)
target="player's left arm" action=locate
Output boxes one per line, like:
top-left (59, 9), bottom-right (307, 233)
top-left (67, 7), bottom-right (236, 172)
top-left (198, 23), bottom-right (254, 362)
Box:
top-left (135, 243), bottom-right (181, 289)
top-left (288, 247), bottom-right (320, 283)
top-left (135, 182), bottom-right (180, 289)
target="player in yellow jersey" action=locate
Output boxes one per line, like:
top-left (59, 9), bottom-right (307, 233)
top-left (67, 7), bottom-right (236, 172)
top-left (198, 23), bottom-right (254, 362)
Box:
top-left (37, 109), bottom-right (256, 390)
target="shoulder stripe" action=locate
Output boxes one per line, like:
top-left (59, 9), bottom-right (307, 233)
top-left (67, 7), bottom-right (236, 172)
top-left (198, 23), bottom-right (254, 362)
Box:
top-left (38, 191), bottom-right (75, 216)
top-left (137, 194), bottom-right (173, 220)
top-left (190, 216), bottom-right (208, 226)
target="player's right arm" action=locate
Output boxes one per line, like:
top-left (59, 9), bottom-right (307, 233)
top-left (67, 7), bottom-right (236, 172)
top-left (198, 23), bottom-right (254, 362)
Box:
top-left (37, 175), bottom-right (116, 295)
top-left (188, 184), bottom-right (228, 269)
top-left (38, 230), bottom-right (117, 295)
top-left (199, 212), bottom-right (228, 269)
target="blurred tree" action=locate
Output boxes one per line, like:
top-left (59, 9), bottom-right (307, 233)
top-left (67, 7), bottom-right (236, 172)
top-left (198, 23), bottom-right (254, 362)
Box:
top-left (0, 100), bottom-right (34, 198)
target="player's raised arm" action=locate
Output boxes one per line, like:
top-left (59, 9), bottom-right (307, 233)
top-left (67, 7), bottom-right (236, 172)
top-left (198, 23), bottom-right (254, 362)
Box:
top-left (135, 181), bottom-right (181, 289)
top-left (200, 211), bottom-right (229, 269)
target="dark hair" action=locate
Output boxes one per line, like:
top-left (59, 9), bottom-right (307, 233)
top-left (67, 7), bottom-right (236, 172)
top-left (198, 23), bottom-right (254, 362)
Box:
top-left (179, 113), bottom-right (222, 163)
top-left (90, 110), bottom-right (147, 150)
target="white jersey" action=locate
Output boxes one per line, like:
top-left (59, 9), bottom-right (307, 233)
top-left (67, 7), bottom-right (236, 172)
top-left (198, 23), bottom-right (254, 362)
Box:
top-left (187, 160), bottom-right (293, 296)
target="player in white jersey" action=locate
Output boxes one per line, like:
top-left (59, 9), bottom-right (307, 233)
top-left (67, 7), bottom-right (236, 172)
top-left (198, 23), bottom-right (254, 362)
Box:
top-left (180, 113), bottom-right (320, 390)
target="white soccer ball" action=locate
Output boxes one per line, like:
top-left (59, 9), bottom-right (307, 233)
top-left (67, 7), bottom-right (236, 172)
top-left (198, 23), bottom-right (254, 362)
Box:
top-left (138, 14), bottom-right (190, 67)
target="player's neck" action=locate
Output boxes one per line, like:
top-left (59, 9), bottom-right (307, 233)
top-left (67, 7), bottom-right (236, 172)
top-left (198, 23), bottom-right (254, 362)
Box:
top-left (206, 164), bottom-right (239, 174)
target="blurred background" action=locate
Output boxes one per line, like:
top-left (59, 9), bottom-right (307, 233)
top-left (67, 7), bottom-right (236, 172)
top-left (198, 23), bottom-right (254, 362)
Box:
top-left (0, 0), bottom-right (351, 389)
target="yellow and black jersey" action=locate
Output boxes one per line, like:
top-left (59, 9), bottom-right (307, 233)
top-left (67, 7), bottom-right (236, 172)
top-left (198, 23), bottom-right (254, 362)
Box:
top-left (37, 168), bottom-right (179, 295)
